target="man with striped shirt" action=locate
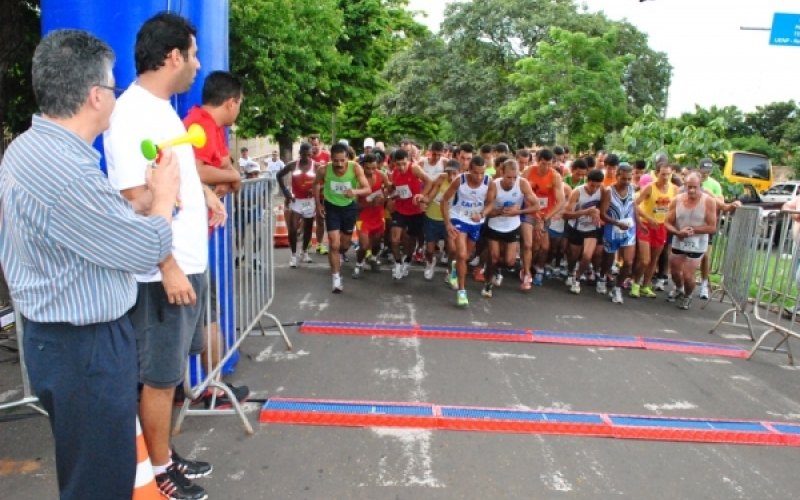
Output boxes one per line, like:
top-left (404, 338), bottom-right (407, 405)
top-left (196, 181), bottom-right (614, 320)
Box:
top-left (0, 30), bottom-right (180, 500)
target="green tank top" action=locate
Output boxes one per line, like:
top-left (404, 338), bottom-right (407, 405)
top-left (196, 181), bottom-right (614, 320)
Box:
top-left (323, 161), bottom-right (358, 207)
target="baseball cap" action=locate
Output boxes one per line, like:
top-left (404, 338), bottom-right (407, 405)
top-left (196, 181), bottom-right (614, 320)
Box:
top-left (364, 138), bottom-right (375, 148)
top-left (245, 162), bottom-right (261, 174)
top-left (639, 173), bottom-right (654, 189)
top-left (339, 139), bottom-right (349, 147)
top-left (445, 159), bottom-right (461, 171)
top-left (698, 158), bottom-right (715, 171)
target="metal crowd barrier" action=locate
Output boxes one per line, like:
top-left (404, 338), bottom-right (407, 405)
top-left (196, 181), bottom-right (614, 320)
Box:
top-left (708, 206), bottom-right (762, 341)
top-left (703, 213), bottom-right (733, 305)
top-left (0, 310), bottom-right (46, 415)
top-left (749, 210), bottom-right (800, 364)
top-left (174, 177), bottom-right (291, 434)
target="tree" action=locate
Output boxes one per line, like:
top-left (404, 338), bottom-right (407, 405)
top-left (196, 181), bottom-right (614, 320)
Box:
top-left (745, 100), bottom-right (798, 145)
top-left (504, 28), bottom-right (632, 151)
top-left (0, 0), bottom-right (40, 136)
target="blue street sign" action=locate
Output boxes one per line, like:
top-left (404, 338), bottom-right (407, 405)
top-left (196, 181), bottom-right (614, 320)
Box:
top-left (770, 13), bottom-right (800, 46)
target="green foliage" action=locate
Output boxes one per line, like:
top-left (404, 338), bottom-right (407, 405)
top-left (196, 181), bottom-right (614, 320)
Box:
top-left (504, 28), bottom-right (632, 151)
top-left (1, 0), bottom-right (41, 135)
top-left (365, 114), bottom-right (441, 146)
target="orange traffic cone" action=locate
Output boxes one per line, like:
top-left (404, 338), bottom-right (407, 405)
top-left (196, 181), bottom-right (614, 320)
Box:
top-left (133, 417), bottom-right (161, 500)
top-left (274, 205), bottom-right (289, 248)
top-left (310, 217), bottom-right (318, 248)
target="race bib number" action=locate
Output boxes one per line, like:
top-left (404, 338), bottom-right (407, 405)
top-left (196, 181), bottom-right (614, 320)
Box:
top-left (538, 197), bottom-right (549, 209)
top-left (461, 207), bottom-right (483, 218)
top-left (577, 216), bottom-right (594, 231)
top-left (395, 184), bottom-right (413, 199)
top-left (613, 218), bottom-right (633, 239)
top-left (653, 207), bottom-right (668, 214)
top-left (330, 181), bottom-right (351, 195)
top-left (297, 198), bottom-right (314, 212)
top-left (675, 235), bottom-right (700, 251)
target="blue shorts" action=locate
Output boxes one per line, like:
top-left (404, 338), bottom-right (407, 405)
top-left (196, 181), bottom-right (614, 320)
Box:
top-left (424, 216), bottom-right (447, 242)
top-left (451, 219), bottom-right (482, 243)
top-left (324, 200), bottom-right (358, 235)
top-left (604, 233), bottom-right (636, 253)
top-left (548, 228), bottom-right (564, 239)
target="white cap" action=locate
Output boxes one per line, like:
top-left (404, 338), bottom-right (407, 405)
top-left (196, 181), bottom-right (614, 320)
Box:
top-left (364, 137), bottom-right (375, 148)
top-left (245, 162), bottom-right (261, 174)
top-left (339, 139), bottom-right (349, 147)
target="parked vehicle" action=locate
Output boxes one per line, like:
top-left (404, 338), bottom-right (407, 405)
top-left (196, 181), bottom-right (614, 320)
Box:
top-left (759, 181), bottom-right (800, 204)
top-left (722, 151), bottom-right (772, 194)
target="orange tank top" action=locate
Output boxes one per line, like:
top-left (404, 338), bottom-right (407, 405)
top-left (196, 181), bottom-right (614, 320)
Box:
top-left (527, 167), bottom-right (557, 215)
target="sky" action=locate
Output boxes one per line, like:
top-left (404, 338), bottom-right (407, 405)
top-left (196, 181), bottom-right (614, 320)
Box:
top-left (405, 0), bottom-right (800, 117)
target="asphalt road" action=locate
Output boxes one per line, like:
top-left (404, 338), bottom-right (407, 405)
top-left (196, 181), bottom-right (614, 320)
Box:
top-left (3, 248), bottom-right (800, 499)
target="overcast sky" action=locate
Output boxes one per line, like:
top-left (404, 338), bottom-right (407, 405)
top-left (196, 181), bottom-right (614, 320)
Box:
top-left (406, 0), bottom-right (800, 117)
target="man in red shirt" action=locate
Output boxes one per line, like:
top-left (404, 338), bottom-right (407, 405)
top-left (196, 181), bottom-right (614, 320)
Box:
top-left (309, 133), bottom-right (330, 254)
top-left (182, 70), bottom-right (248, 409)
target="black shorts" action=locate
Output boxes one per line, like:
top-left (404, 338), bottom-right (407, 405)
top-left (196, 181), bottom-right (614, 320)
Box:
top-left (567, 225), bottom-right (603, 246)
top-left (128, 273), bottom-right (208, 389)
top-left (391, 212), bottom-right (424, 238)
top-left (324, 200), bottom-right (358, 235)
top-left (671, 248), bottom-right (704, 259)
top-left (484, 225), bottom-right (521, 243)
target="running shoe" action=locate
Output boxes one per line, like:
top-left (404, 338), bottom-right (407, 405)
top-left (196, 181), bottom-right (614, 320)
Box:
top-left (641, 286), bottom-right (657, 298)
top-left (368, 256), bottom-right (380, 272)
top-left (544, 265), bottom-right (553, 280)
top-left (155, 462), bottom-right (208, 500)
top-left (203, 384), bottom-right (250, 411)
top-left (170, 446), bottom-right (213, 479)
top-left (565, 276), bottom-right (574, 287)
top-left (611, 287), bottom-right (623, 304)
top-left (289, 255), bottom-right (297, 268)
top-left (611, 263), bottom-right (619, 275)
top-left (402, 262), bottom-right (410, 277)
top-left (473, 266), bottom-right (486, 282)
top-left (481, 284), bottom-right (493, 298)
top-left (698, 282), bottom-right (709, 300)
top-left (533, 271), bottom-right (544, 286)
top-left (469, 255), bottom-right (480, 267)
top-left (457, 290), bottom-right (469, 307)
top-left (317, 243), bottom-right (329, 255)
top-left (414, 248), bottom-right (425, 263)
top-left (448, 262), bottom-right (458, 290)
top-left (570, 281), bottom-right (581, 294)
top-left (440, 252), bottom-right (448, 265)
top-left (393, 263), bottom-right (402, 280)
top-left (667, 289), bottom-right (684, 302)
top-left (653, 278), bottom-right (666, 291)
top-left (492, 272), bottom-right (503, 287)
top-left (520, 274), bottom-right (532, 291)
top-left (332, 274), bottom-right (343, 293)
top-left (424, 261), bottom-right (435, 280)
top-left (629, 283), bottom-right (641, 298)
top-left (596, 279), bottom-right (607, 295)
top-left (352, 264), bottom-right (363, 279)
top-left (301, 252), bottom-right (313, 264)
top-left (679, 295), bottom-right (692, 310)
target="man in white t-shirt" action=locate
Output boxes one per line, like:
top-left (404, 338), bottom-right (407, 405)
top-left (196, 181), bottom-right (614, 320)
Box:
top-left (264, 150), bottom-right (284, 177)
top-left (238, 147), bottom-right (259, 177)
top-left (103, 12), bottom-right (225, 500)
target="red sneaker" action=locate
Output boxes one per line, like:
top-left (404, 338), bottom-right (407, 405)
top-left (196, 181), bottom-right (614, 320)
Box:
top-left (473, 267), bottom-right (486, 282)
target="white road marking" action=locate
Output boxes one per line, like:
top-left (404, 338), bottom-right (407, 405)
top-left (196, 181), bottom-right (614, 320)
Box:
top-left (685, 357), bottom-right (732, 364)
top-left (228, 470), bottom-right (246, 481)
top-left (722, 477), bottom-right (746, 498)
top-left (540, 471), bottom-right (573, 492)
top-left (487, 352), bottom-right (537, 361)
top-left (471, 321), bottom-right (489, 327)
top-left (719, 333), bottom-right (752, 340)
top-left (779, 365), bottom-right (800, 371)
top-left (766, 411), bottom-right (800, 420)
top-left (662, 329), bottom-right (678, 333)
top-left (297, 293), bottom-right (328, 315)
top-left (0, 389), bottom-right (21, 403)
top-left (255, 344), bottom-right (310, 362)
top-left (370, 428), bottom-right (442, 487)
top-left (644, 400), bottom-right (697, 415)
top-left (186, 428), bottom-right (214, 460)
top-left (730, 375), bottom-right (752, 381)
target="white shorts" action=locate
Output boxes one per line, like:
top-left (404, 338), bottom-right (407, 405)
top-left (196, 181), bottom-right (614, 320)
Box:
top-left (290, 198), bottom-right (316, 219)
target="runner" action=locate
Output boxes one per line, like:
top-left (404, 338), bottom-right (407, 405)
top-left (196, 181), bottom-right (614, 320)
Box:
top-left (563, 169), bottom-right (605, 294)
top-left (516, 148), bottom-right (531, 172)
top-left (481, 159), bottom-right (540, 298)
top-left (312, 142), bottom-right (373, 292)
top-left (388, 148), bottom-right (431, 280)
top-left (521, 149), bottom-right (565, 287)
top-left (422, 160), bottom-right (460, 282)
top-left (564, 158), bottom-right (587, 188)
top-left (441, 156), bottom-right (495, 307)
top-left (309, 133), bottom-right (331, 255)
top-left (603, 153), bottom-right (619, 187)
top-left (600, 163), bottom-right (636, 304)
top-left (421, 141), bottom-right (446, 177)
top-left (632, 160), bottom-right (647, 192)
top-left (664, 172), bottom-right (717, 310)
top-left (353, 153), bottom-right (390, 278)
top-left (457, 142), bottom-right (474, 172)
top-left (631, 162), bottom-right (677, 298)
top-left (276, 143), bottom-right (317, 267)
top-left (547, 182), bottom-right (573, 279)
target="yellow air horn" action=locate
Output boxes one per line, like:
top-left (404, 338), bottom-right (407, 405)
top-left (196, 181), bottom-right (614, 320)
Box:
top-left (140, 124), bottom-right (207, 161)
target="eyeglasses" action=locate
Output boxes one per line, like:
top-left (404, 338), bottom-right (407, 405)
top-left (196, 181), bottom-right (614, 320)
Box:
top-left (96, 84), bottom-right (125, 95)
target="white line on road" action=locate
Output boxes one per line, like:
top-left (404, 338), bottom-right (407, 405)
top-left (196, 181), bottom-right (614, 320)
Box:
top-left (644, 400), bottom-right (698, 414)
top-left (720, 333), bottom-right (753, 340)
top-left (370, 428), bottom-right (443, 487)
top-left (487, 352), bottom-right (537, 361)
top-left (0, 389), bottom-right (21, 403)
top-left (685, 357), bottom-right (732, 364)
top-left (255, 344), bottom-right (310, 362)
